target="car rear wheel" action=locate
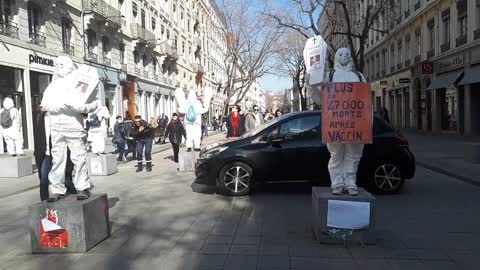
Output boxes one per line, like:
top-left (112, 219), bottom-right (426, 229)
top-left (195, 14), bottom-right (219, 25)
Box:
top-left (218, 162), bottom-right (253, 196)
top-left (371, 161), bottom-right (405, 194)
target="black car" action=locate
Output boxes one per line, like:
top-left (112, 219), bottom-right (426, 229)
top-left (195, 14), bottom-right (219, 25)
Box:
top-left (194, 111), bottom-right (415, 196)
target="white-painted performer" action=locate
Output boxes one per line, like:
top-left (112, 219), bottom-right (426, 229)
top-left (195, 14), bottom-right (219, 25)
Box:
top-left (175, 84), bottom-right (212, 151)
top-left (88, 106), bottom-right (110, 154)
top-left (327, 48), bottom-right (366, 196)
top-left (0, 97), bottom-right (24, 156)
top-left (41, 56), bottom-right (100, 201)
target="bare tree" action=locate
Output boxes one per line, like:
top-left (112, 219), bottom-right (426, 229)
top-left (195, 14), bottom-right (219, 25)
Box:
top-left (275, 31), bottom-right (308, 110)
top-left (210, 0), bottom-right (284, 116)
top-left (266, 0), bottom-right (396, 73)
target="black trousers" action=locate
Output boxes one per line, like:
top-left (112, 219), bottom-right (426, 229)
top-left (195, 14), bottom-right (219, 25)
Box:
top-left (126, 139), bottom-right (137, 159)
top-left (171, 142), bottom-right (180, 161)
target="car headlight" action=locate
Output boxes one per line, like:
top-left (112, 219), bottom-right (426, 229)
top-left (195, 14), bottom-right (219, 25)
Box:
top-left (200, 146), bottom-right (228, 159)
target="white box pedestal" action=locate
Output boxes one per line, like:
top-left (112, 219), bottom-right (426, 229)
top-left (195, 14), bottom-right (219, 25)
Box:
top-left (178, 150), bottom-right (200, 172)
top-left (0, 155), bottom-right (33, 178)
top-left (312, 187), bottom-right (376, 245)
top-left (87, 154), bottom-right (118, 176)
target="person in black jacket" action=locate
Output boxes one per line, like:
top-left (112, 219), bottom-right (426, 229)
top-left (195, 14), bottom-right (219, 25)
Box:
top-left (113, 115), bottom-right (126, 162)
top-left (163, 113), bottom-right (186, 163)
top-left (123, 114), bottom-right (137, 160)
top-left (33, 109), bottom-right (76, 201)
top-left (226, 105), bottom-right (246, 138)
top-left (134, 115), bottom-right (154, 172)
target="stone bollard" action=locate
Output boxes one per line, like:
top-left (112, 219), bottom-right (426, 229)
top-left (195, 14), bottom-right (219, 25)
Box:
top-left (87, 154), bottom-right (118, 176)
top-left (0, 155), bottom-right (33, 178)
top-left (29, 193), bottom-right (110, 253)
top-left (312, 187), bottom-right (376, 245)
top-left (178, 149), bottom-right (200, 172)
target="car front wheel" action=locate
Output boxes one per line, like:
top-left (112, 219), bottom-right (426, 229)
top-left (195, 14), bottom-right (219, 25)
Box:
top-left (370, 161), bottom-right (405, 194)
top-left (218, 161), bottom-right (253, 196)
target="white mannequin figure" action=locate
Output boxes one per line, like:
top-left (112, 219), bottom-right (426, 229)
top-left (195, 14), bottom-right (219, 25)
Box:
top-left (88, 106), bottom-right (110, 154)
top-left (41, 56), bottom-right (100, 201)
top-left (328, 48), bottom-right (366, 196)
top-left (0, 97), bottom-right (24, 156)
top-left (175, 84), bottom-right (212, 151)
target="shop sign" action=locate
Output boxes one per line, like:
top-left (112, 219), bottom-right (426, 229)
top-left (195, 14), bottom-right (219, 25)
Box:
top-left (435, 54), bottom-right (464, 74)
top-left (398, 78), bottom-right (411, 84)
top-left (29, 54), bottom-right (54, 67)
top-left (422, 62), bottom-right (433, 74)
top-left (379, 80), bottom-right (388, 85)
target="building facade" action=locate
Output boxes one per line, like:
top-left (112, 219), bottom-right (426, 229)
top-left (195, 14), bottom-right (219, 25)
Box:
top-left (0, 0), bottom-right (231, 151)
top-left (321, 0), bottom-right (480, 136)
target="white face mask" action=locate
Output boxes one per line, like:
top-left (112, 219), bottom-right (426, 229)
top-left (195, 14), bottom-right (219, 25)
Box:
top-left (117, 119), bottom-right (123, 123)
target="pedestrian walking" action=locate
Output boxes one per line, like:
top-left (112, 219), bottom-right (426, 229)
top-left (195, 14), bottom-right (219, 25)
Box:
top-left (264, 109), bottom-right (274, 122)
top-left (245, 105), bottom-right (265, 132)
top-left (156, 114), bottom-right (169, 144)
top-left (226, 105), bottom-right (246, 138)
top-left (201, 114), bottom-right (208, 140)
top-left (113, 115), bottom-right (126, 162)
top-left (212, 117), bottom-right (218, 131)
top-left (123, 114), bottom-right (137, 160)
top-left (134, 115), bottom-right (154, 172)
top-left (163, 113), bottom-right (186, 163)
top-left (380, 106), bottom-right (390, 123)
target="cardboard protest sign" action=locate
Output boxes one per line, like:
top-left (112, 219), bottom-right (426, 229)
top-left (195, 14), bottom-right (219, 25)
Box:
top-left (71, 65), bottom-right (100, 104)
top-left (322, 83), bottom-right (372, 144)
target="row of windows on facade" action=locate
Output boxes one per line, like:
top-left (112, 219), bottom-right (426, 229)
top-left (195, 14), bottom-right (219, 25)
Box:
top-left (363, 1), bottom-right (476, 79)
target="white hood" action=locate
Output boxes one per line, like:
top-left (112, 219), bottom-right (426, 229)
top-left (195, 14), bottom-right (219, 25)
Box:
top-left (3, 97), bottom-right (14, 110)
top-left (53, 56), bottom-right (75, 80)
top-left (187, 88), bottom-right (197, 104)
top-left (334, 48), bottom-right (354, 72)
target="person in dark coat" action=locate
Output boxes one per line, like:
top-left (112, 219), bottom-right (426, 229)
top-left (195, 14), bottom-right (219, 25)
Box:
top-left (163, 113), bottom-right (186, 163)
top-left (226, 105), bottom-right (246, 138)
top-left (113, 115), bottom-right (126, 162)
top-left (134, 115), bottom-right (155, 172)
top-left (33, 109), bottom-right (76, 201)
top-left (123, 114), bottom-right (137, 160)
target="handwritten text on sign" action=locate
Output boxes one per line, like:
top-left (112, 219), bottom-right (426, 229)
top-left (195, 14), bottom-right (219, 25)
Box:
top-left (322, 83), bottom-right (372, 144)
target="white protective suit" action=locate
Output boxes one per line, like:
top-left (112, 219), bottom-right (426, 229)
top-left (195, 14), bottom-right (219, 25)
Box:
top-left (175, 85), bottom-right (212, 150)
top-left (41, 56), bottom-right (99, 195)
top-left (0, 98), bottom-right (24, 155)
top-left (328, 48), bottom-right (366, 190)
top-left (88, 106), bottom-right (110, 154)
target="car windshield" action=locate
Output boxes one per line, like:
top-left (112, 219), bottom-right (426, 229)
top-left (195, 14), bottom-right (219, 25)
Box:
top-left (242, 114), bottom-right (290, 138)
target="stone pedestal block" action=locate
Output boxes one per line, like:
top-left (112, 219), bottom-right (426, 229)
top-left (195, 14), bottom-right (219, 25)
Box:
top-left (29, 193), bottom-right (110, 253)
top-left (464, 142), bottom-right (480, 164)
top-left (312, 187), bottom-right (376, 245)
top-left (0, 155), bottom-right (33, 178)
top-left (87, 154), bottom-right (118, 176)
top-left (178, 150), bottom-right (200, 172)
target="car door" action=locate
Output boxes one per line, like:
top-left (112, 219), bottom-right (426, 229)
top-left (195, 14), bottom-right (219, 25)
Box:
top-left (274, 115), bottom-right (325, 181)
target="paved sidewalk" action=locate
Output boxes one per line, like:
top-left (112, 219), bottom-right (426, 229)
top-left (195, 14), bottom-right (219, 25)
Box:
top-left (0, 130), bottom-right (479, 269)
top-left (403, 129), bottom-right (480, 186)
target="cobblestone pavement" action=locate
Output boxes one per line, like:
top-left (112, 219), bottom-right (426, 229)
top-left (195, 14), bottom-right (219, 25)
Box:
top-left (0, 131), bottom-right (479, 270)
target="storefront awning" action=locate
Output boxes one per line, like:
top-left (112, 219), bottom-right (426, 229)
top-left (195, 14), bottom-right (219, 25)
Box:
top-left (458, 65), bottom-right (480, 85)
top-left (427, 70), bottom-right (463, 90)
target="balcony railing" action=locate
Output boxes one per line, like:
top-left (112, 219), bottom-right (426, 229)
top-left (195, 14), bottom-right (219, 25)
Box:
top-left (143, 70), bottom-right (149, 78)
top-left (29, 31), bottom-right (46, 47)
top-left (475, 28), bottom-right (480, 40)
top-left (82, 0), bottom-right (122, 28)
top-left (414, 2), bottom-right (421, 11)
top-left (86, 51), bottom-right (98, 62)
top-left (397, 63), bottom-right (403, 70)
top-left (101, 54), bottom-right (111, 66)
top-left (121, 63), bottom-right (127, 71)
top-left (0, 21), bottom-right (19, 38)
top-left (131, 23), bottom-right (155, 44)
top-left (405, 59), bottom-right (411, 67)
top-left (456, 35), bottom-right (467, 47)
top-left (63, 43), bottom-right (75, 56)
top-left (427, 49), bottom-right (435, 59)
top-left (440, 42), bottom-right (450, 53)
top-left (414, 55), bottom-right (421, 64)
